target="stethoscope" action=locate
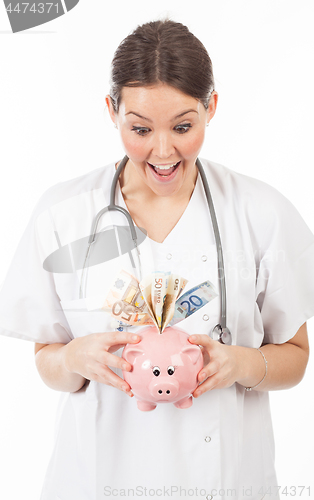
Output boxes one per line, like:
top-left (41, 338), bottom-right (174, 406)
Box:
top-left (80, 155), bottom-right (232, 345)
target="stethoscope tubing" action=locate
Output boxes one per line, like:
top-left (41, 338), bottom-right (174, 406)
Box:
top-left (195, 158), bottom-right (227, 329)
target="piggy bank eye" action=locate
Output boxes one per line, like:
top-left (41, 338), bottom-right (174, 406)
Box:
top-left (167, 366), bottom-right (175, 376)
top-left (152, 366), bottom-right (161, 377)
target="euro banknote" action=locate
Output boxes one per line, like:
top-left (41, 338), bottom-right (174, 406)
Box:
top-left (138, 273), bottom-right (159, 329)
top-left (150, 271), bottom-right (170, 330)
top-left (103, 270), bottom-right (216, 332)
top-left (169, 280), bottom-right (218, 326)
top-left (102, 269), bottom-right (154, 326)
top-left (161, 274), bottom-right (188, 332)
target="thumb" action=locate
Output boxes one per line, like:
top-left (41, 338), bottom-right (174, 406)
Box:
top-left (188, 334), bottom-right (215, 348)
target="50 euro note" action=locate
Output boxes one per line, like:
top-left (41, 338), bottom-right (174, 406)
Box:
top-left (102, 269), bottom-right (154, 326)
top-left (150, 271), bottom-right (170, 331)
top-left (160, 274), bottom-right (188, 332)
top-left (138, 273), bottom-right (159, 329)
top-left (169, 280), bottom-right (218, 327)
top-left (139, 272), bottom-right (188, 332)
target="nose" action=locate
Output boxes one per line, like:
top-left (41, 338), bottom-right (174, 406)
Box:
top-left (152, 131), bottom-right (176, 159)
top-left (148, 377), bottom-right (179, 400)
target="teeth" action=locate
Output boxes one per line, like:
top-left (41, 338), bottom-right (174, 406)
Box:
top-left (149, 162), bottom-right (179, 170)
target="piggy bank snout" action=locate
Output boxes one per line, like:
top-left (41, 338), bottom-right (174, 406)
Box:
top-left (122, 326), bottom-right (204, 411)
top-left (148, 376), bottom-right (180, 400)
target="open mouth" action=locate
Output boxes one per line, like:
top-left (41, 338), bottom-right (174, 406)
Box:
top-left (147, 161), bottom-right (181, 178)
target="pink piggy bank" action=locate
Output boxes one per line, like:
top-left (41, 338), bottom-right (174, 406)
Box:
top-left (122, 326), bottom-right (203, 411)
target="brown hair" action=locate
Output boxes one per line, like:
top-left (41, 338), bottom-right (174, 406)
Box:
top-left (109, 19), bottom-right (215, 113)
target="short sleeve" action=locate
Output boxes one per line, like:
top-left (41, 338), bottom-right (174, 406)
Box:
top-left (254, 189), bottom-right (314, 344)
top-left (0, 193), bottom-right (73, 344)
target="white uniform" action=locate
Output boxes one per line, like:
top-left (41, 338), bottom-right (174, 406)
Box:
top-left (1, 159), bottom-right (314, 500)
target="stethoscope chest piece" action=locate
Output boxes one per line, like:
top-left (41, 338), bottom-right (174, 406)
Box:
top-left (211, 324), bottom-right (232, 345)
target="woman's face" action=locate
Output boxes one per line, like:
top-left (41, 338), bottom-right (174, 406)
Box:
top-left (106, 83), bottom-right (218, 198)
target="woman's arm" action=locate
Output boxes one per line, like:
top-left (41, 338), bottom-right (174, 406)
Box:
top-left (188, 322), bottom-right (309, 396)
top-left (34, 331), bottom-right (141, 394)
top-left (236, 322), bottom-right (309, 391)
top-left (35, 343), bottom-right (87, 393)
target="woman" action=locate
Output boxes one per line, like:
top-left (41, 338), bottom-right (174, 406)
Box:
top-left (0, 19), bottom-right (314, 500)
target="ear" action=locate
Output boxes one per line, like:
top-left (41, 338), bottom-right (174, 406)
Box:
top-left (123, 346), bottom-right (144, 365)
top-left (180, 344), bottom-right (202, 365)
top-left (206, 91), bottom-right (218, 125)
top-left (105, 94), bottom-right (117, 126)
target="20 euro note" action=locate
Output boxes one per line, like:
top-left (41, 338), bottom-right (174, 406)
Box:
top-left (169, 280), bottom-right (218, 327)
top-left (102, 269), bottom-right (155, 326)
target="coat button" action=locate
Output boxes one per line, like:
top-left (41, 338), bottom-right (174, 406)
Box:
top-left (166, 253), bottom-right (172, 260)
top-left (202, 314), bottom-right (209, 321)
top-left (205, 436), bottom-right (211, 443)
top-left (201, 255), bottom-right (207, 262)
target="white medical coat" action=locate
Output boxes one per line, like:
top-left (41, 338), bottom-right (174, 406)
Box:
top-left (1, 158), bottom-right (314, 500)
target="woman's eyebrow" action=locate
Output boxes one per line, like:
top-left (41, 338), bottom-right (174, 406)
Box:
top-left (174, 109), bottom-right (198, 120)
top-left (125, 109), bottom-right (199, 121)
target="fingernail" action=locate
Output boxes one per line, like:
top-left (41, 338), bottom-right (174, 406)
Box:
top-left (122, 363), bottom-right (129, 371)
top-left (124, 388), bottom-right (133, 397)
top-left (189, 335), bottom-right (196, 342)
top-left (199, 372), bottom-right (206, 381)
top-left (132, 335), bottom-right (140, 341)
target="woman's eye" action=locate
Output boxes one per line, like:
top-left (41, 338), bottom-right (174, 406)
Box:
top-left (132, 126), bottom-right (150, 136)
top-left (174, 123), bottom-right (192, 134)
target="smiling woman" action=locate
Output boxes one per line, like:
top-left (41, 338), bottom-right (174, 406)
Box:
top-left (105, 84), bottom-right (217, 206)
top-left (103, 83), bottom-right (216, 244)
top-left (0, 17), bottom-right (314, 500)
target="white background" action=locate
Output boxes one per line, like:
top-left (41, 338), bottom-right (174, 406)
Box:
top-left (0, 0), bottom-right (313, 498)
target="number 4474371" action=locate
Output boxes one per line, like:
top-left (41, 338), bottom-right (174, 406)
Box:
top-left (6, 3), bottom-right (59, 14)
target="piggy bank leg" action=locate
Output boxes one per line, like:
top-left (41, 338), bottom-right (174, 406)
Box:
top-left (174, 395), bottom-right (193, 409)
top-left (137, 400), bottom-right (157, 412)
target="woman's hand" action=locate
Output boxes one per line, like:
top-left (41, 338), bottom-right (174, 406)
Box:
top-left (188, 334), bottom-right (246, 397)
top-left (189, 323), bottom-right (309, 395)
top-left (62, 331), bottom-right (141, 396)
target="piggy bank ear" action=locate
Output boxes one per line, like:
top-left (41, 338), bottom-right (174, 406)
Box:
top-left (180, 345), bottom-right (202, 365)
top-left (123, 347), bottom-right (144, 364)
